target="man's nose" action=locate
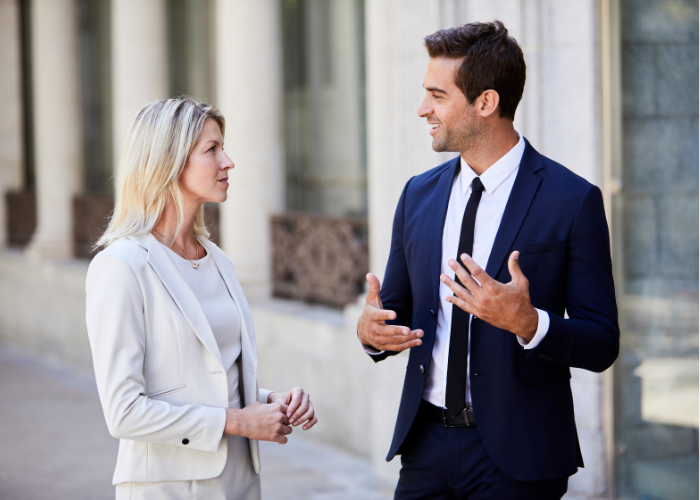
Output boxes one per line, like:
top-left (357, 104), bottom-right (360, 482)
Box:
top-left (417, 98), bottom-right (432, 118)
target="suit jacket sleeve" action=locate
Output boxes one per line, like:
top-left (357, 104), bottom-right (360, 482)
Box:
top-left (86, 251), bottom-right (226, 453)
top-left (367, 179), bottom-right (415, 363)
top-left (529, 185), bottom-right (620, 372)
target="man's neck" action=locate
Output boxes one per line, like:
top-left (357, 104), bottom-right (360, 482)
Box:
top-left (460, 125), bottom-right (519, 176)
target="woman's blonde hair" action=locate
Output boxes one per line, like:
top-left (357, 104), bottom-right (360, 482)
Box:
top-left (97, 97), bottom-right (225, 248)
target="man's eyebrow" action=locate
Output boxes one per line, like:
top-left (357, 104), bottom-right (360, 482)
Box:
top-left (424, 85), bottom-right (447, 94)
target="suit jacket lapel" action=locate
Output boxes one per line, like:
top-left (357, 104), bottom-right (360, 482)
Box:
top-left (133, 233), bottom-right (224, 369)
top-left (203, 239), bottom-right (259, 409)
top-left (429, 156), bottom-right (461, 309)
top-left (485, 139), bottom-right (544, 280)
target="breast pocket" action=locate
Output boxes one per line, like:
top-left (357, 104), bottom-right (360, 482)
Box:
top-left (521, 240), bottom-right (565, 255)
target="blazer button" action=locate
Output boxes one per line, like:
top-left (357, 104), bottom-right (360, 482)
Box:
top-left (419, 365), bottom-right (425, 374)
top-left (430, 310), bottom-right (437, 319)
top-left (182, 438), bottom-right (190, 445)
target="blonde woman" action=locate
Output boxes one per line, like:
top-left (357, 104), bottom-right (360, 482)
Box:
top-left (86, 98), bottom-right (317, 500)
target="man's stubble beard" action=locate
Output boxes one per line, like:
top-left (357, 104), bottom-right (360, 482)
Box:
top-left (431, 111), bottom-right (483, 154)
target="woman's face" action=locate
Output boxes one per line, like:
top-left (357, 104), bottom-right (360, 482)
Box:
top-left (180, 118), bottom-right (234, 205)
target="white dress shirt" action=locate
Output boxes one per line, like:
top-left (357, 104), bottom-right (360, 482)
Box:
top-left (363, 132), bottom-right (550, 409)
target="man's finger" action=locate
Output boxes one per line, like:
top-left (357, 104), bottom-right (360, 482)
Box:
top-left (447, 259), bottom-right (484, 297)
top-left (368, 307), bottom-right (397, 322)
top-left (365, 273), bottom-right (383, 308)
top-left (373, 324), bottom-right (423, 343)
top-left (382, 339), bottom-right (424, 352)
top-left (379, 331), bottom-right (424, 351)
top-left (441, 273), bottom-right (478, 306)
top-left (459, 253), bottom-right (494, 288)
top-left (372, 322), bottom-right (418, 338)
top-left (445, 294), bottom-right (478, 316)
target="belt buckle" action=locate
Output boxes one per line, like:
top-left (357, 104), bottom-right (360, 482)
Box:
top-left (442, 408), bottom-right (468, 428)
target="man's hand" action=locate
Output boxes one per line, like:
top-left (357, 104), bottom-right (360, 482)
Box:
top-left (224, 401), bottom-right (292, 444)
top-left (357, 273), bottom-right (424, 352)
top-left (267, 387), bottom-right (318, 431)
top-left (440, 251), bottom-right (539, 342)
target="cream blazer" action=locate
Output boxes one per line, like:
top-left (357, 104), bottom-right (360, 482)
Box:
top-left (85, 233), bottom-right (271, 485)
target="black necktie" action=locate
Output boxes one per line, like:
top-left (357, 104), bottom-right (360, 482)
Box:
top-left (445, 177), bottom-right (484, 416)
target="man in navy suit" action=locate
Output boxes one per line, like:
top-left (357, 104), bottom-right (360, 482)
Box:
top-left (357, 21), bottom-right (619, 499)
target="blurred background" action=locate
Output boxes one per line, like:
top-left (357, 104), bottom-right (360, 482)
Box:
top-left (0, 0), bottom-right (697, 499)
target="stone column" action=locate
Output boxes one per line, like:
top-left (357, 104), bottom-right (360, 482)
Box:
top-left (26, 0), bottom-right (82, 259)
top-left (0, 0), bottom-right (24, 248)
top-left (111, 0), bottom-right (169, 169)
top-left (215, 0), bottom-right (285, 299)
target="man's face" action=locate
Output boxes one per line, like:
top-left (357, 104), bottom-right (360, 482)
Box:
top-left (417, 57), bottom-right (482, 152)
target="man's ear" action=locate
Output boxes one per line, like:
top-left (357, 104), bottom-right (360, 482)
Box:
top-left (476, 90), bottom-right (500, 118)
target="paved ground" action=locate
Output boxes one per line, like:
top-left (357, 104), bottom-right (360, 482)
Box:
top-left (0, 343), bottom-right (393, 500)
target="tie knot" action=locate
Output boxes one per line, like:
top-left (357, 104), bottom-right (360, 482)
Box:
top-left (471, 177), bottom-right (485, 193)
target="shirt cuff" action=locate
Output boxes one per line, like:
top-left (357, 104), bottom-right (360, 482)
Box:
top-left (518, 308), bottom-right (550, 350)
top-left (362, 343), bottom-right (385, 356)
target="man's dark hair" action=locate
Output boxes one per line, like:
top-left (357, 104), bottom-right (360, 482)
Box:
top-left (424, 21), bottom-right (526, 121)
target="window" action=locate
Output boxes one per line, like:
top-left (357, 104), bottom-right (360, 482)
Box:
top-left (613, 1), bottom-right (699, 498)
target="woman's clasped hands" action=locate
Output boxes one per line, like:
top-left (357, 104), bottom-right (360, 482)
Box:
top-left (224, 387), bottom-right (317, 444)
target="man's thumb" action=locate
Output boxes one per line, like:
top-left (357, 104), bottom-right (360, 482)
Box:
top-left (508, 251), bottom-right (524, 282)
top-left (366, 273), bottom-right (381, 305)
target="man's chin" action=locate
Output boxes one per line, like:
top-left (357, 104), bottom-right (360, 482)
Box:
top-left (431, 138), bottom-right (453, 153)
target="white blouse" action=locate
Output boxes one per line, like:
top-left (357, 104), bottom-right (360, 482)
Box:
top-left (158, 241), bottom-right (242, 408)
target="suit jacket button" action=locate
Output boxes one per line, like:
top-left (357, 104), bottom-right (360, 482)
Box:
top-left (182, 438), bottom-right (190, 445)
top-left (419, 365), bottom-right (425, 374)
top-left (430, 310), bottom-right (437, 319)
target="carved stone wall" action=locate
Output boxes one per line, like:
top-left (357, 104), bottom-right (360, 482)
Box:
top-left (73, 194), bottom-right (114, 258)
top-left (271, 213), bottom-right (369, 308)
top-left (5, 190), bottom-right (36, 247)
top-left (72, 196), bottom-right (221, 259)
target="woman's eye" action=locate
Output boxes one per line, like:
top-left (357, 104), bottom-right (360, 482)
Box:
top-left (208, 146), bottom-right (216, 152)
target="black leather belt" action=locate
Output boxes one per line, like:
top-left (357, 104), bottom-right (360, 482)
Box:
top-left (419, 400), bottom-right (477, 428)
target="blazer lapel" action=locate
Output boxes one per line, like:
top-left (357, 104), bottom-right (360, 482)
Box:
top-left (203, 239), bottom-right (259, 409)
top-left (485, 140), bottom-right (544, 280)
top-left (133, 233), bottom-right (224, 369)
top-left (429, 156), bottom-right (461, 309)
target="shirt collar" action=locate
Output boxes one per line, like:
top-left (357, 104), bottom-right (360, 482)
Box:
top-left (459, 131), bottom-right (525, 196)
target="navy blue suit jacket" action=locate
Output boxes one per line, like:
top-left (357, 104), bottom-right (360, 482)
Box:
top-left (372, 139), bottom-right (619, 482)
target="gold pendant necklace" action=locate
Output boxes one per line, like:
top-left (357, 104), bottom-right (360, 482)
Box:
top-left (153, 229), bottom-right (200, 269)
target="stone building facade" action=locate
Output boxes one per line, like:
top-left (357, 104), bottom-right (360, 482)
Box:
top-left (0, 1), bottom-right (697, 498)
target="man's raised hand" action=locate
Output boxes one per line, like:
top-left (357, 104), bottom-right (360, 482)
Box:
top-left (440, 251), bottom-right (539, 342)
top-left (357, 273), bottom-right (424, 352)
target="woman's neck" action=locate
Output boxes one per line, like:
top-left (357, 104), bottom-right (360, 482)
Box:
top-left (152, 199), bottom-right (200, 252)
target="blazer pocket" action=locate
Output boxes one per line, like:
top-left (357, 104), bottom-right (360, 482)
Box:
top-left (146, 384), bottom-right (187, 400)
top-left (524, 364), bottom-right (571, 385)
top-left (521, 240), bottom-right (565, 255)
